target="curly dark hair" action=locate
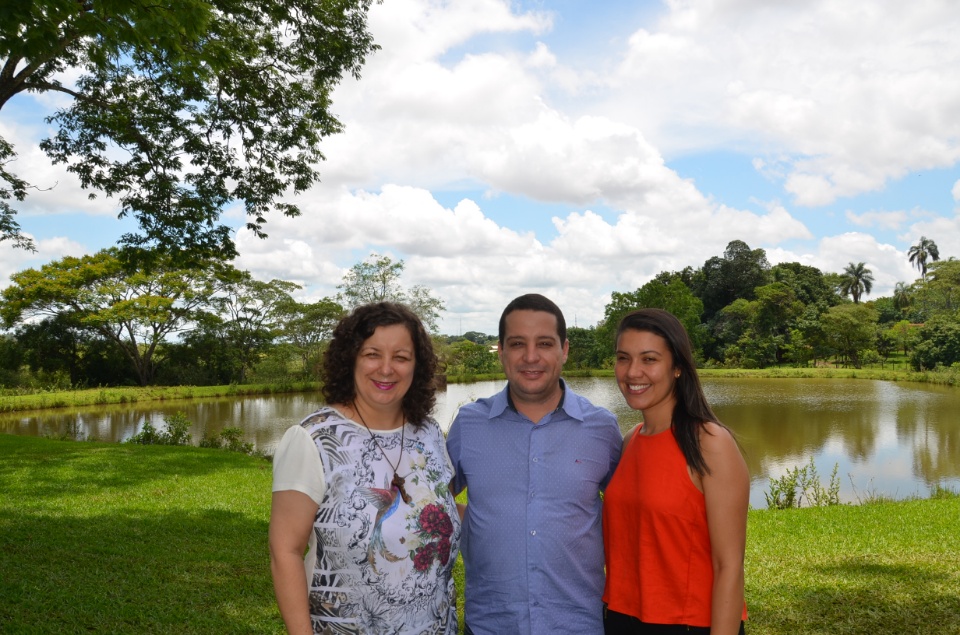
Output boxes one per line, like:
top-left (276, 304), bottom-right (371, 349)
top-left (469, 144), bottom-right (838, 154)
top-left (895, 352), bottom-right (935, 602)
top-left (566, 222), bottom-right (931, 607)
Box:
top-left (322, 302), bottom-right (438, 428)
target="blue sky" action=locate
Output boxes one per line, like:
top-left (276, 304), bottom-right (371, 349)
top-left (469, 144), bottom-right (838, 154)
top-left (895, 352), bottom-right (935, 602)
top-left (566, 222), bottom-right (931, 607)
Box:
top-left (3, 0), bottom-right (960, 334)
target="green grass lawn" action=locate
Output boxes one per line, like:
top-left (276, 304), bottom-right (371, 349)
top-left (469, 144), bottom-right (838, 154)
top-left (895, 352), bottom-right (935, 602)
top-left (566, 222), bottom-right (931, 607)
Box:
top-left (1, 435), bottom-right (957, 634)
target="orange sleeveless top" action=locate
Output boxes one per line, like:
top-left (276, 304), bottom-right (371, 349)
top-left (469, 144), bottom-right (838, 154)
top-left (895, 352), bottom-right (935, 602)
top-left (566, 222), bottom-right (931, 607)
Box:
top-left (602, 427), bottom-right (747, 626)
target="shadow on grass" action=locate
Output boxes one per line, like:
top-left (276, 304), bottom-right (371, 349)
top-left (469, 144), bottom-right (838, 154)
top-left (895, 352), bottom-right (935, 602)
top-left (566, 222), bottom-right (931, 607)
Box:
top-left (757, 559), bottom-right (960, 635)
top-left (0, 435), bottom-right (280, 634)
top-left (0, 507), bottom-right (280, 634)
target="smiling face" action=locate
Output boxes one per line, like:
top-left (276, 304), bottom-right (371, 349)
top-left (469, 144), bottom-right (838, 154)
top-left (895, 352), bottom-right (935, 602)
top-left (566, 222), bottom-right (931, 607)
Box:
top-left (615, 328), bottom-right (679, 430)
top-left (499, 309), bottom-right (569, 411)
top-left (353, 323), bottom-right (416, 421)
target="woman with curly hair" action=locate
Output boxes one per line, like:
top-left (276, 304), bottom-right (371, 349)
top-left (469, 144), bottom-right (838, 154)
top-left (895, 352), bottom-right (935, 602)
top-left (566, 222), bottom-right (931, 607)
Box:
top-left (269, 302), bottom-right (460, 634)
top-left (603, 308), bottom-right (748, 635)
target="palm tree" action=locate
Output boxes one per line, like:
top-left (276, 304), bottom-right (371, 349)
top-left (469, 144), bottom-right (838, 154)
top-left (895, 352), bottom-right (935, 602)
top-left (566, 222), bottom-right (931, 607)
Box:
top-left (907, 236), bottom-right (940, 281)
top-left (892, 281), bottom-right (911, 312)
top-left (838, 261), bottom-right (875, 304)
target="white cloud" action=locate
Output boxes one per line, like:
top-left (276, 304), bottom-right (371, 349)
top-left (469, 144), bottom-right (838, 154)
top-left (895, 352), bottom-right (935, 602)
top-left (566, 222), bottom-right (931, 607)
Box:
top-left (604, 0), bottom-right (960, 205)
top-left (845, 209), bottom-right (909, 231)
top-left (803, 232), bottom-right (914, 294)
top-left (5, 0), bottom-right (959, 336)
top-left (0, 117), bottom-right (118, 218)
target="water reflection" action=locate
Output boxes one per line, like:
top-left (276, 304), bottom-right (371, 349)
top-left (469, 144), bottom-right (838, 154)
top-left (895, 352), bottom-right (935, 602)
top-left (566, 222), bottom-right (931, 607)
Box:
top-left (2, 377), bottom-right (959, 508)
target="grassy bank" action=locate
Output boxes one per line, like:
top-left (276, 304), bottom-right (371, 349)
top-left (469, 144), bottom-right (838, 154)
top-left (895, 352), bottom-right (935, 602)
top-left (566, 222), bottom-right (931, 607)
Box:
top-left (1, 365), bottom-right (956, 415)
top-left (0, 381), bottom-right (322, 414)
top-left (1, 435), bottom-right (957, 634)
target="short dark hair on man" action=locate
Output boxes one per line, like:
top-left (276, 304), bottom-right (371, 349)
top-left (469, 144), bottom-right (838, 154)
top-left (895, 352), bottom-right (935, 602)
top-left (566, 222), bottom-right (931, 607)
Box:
top-left (322, 302), bottom-right (438, 428)
top-left (498, 293), bottom-right (567, 345)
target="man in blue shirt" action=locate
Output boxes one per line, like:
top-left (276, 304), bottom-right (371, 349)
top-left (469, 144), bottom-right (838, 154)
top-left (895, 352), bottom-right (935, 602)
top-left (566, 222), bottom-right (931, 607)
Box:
top-left (447, 293), bottom-right (623, 635)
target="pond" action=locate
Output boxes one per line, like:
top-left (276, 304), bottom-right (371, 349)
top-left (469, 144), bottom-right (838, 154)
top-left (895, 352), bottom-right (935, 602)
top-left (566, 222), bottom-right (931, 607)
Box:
top-left (3, 376), bottom-right (958, 508)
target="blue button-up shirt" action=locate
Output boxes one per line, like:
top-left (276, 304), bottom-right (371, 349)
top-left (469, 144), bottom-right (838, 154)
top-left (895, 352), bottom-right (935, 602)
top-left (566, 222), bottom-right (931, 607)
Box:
top-left (447, 380), bottom-right (622, 635)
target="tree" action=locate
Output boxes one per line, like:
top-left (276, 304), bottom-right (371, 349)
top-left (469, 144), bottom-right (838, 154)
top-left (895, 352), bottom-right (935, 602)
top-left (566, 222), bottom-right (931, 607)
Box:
top-left (205, 270), bottom-right (301, 382)
top-left (692, 240), bottom-right (771, 321)
top-left (907, 236), bottom-right (940, 282)
top-left (461, 331), bottom-right (492, 345)
top-left (406, 284), bottom-right (445, 334)
top-left (0, 249), bottom-right (223, 385)
top-left (753, 282), bottom-right (803, 338)
top-left (910, 318), bottom-right (960, 371)
top-left (837, 262), bottom-right (875, 304)
top-left (597, 273), bottom-right (704, 363)
top-left (1, 1), bottom-right (378, 259)
top-left (278, 298), bottom-right (344, 375)
top-left (337, 254), bottom-right (446, 332)
top-left (888, 320), bottom-right (918, 356)
top-left (338, 255), bottom-right (405, 306)
top-left (712, 298), bottom-right (755, 363)
top-left (820, 303), bottom-right (878, 368)
top-left (892, 281), bottom-right (912, 313)
top-left (565, 326), bottom-right (606, 370)
top-left (770, 262), bottom-right (839, 308)
top-left (446, 340), bottom-right (499, 376)
top-left (920, 259), bottom-right (960, 315)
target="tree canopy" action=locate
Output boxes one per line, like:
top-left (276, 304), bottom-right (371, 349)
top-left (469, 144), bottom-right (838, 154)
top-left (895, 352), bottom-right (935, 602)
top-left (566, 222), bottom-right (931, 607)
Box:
top-left (1, 0), bottom-right (378, 259)
top-left (693, 240), bottom-right (771, 320)
top-left (337, 254), bottom-right (446, 332)
top-left (0, 248), bottom-right (224, 385)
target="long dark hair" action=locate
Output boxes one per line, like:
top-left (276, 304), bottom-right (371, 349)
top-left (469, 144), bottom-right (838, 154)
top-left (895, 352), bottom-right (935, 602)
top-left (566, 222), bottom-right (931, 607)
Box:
top-left (322, 302), bottom-right (438, 427)
top-left (617, 308), bottom-right (724, 476)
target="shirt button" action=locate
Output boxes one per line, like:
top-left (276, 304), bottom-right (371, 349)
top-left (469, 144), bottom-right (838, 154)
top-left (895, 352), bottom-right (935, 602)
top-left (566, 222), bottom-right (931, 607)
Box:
top-left (530, 530), bottom-right (537, 536)
top-left (533, 457), bottom-right (539, 463)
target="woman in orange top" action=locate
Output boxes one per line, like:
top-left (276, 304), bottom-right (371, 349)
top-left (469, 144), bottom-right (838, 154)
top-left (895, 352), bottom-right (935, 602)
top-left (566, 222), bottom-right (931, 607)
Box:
top-left (602, 308), bottom-right (749, 635)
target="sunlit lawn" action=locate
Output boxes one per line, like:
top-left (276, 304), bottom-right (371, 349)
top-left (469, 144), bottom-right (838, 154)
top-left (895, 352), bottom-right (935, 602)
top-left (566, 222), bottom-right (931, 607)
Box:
top-left (1, 435), bottom-right (957, 634)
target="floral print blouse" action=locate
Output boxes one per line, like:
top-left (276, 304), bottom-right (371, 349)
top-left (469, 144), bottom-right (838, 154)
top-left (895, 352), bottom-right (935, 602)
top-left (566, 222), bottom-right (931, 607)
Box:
top-left (295, 407), bottom-right (461, 634)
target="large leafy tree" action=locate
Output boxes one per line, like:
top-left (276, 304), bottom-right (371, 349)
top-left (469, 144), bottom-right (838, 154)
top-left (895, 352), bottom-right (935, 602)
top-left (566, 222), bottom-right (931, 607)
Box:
top-left (907, 236), bottom-right (940, 282)
top-left (597, 272), bottom-right (704, 362)
top-left (837, 261), bottom-right (875, 304)
top-left (770, 262), bottom-right (839, 307)
top-left (692, 240), bottom-right (771, 321)
top-left (910, 318), bottom-right (960, 371)
top-left (0, 248), bottom-right (223, 385)
top-left (820, 303), bottom-right (879, 368)
top-left (337, 254), bottom-right (446, 332)
top-left (919, 258), bottom-right (960, 315)
top-left (752, 282), bottom-right (804, 338)
top-left (0, 0), bottom-right (378, 259)
top-left (277, 297), bottom-right (344, 375)
top-left (205, 270), bottom-right (301, 382)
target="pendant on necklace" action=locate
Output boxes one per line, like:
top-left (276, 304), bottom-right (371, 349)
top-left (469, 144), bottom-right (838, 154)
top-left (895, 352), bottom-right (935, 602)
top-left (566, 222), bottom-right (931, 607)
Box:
top-left (392, 473), bottom-right (412, 504)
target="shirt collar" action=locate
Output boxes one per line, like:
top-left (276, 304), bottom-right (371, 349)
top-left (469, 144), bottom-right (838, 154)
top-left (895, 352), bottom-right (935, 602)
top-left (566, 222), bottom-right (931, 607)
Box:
top-left (491, 378), bottom-right (582, 422)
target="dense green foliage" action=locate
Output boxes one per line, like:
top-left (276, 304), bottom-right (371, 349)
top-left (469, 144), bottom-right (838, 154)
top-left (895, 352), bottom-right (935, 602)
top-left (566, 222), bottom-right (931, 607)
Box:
top-left (1, 0), bottom-right (379, 259)
top-left (572, 238), bottom-right (959, 373)
top-left (1, 435), bottom-right (957, 634)
top-left (1, 240), bottom-right (958, 389)
top-left (0, 249), bottom-right (343, 387)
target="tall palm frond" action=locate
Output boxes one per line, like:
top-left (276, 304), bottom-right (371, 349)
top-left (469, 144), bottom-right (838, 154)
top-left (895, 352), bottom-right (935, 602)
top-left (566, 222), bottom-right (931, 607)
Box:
top-left (907, 236), bottom-right (940, 281)
top-left (893, 281), bottom-right (911, 312)
top-left (838, 261), bottom-right (875, 304)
